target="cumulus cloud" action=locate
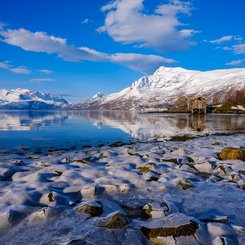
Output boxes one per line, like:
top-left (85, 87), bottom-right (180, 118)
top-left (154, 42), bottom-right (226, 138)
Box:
top-left (225, 59), bottom-right (244, 66)
top-left (0, 28), bottom-right (91, 62)
top-left (97, 0), bottom-right (196, 51)
top-left (30, 78), bottom-right (55, 82)
top-left (0, 27), bottom-right (175, 74)
top-left (0, 61), bottom-right (31, 74)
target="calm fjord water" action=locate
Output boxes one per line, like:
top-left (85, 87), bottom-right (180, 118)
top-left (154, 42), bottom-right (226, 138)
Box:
top-left (0, 110), bottom-right (244, 150)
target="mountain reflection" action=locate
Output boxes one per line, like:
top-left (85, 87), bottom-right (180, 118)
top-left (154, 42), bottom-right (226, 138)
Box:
top-left (78, 111), bottom-right (245, 141)
top-left (0, 111), bottom-right (244, 141)
top-left (0, 111), bottom-right (69, 131)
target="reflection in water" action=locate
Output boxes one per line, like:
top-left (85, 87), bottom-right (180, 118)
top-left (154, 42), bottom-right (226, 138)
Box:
top-left (190, 114), bottom-right (206, 132)
top-left (0, 110), bottom-right (244, 147)
top-left (79, 111), bottom-right (245, 141)
top-left (0, 111), bottom-right (68, 131)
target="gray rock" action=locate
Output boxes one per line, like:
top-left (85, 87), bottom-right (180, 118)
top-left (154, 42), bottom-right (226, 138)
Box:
top-left (143, 200), bottom-right (169, 219)
top-left (75, 201), bottom-right (103, 217)
top-left (141, 213), bottom-right (201, 244)
top-left (94, 211), bottom-right (129, 229)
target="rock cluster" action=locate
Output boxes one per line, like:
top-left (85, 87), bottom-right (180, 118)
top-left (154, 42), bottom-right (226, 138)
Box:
top-left (0, 134), bottom-right (244, 244)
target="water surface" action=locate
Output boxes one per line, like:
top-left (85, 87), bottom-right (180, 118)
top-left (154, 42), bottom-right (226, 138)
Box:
top-left (0, 110), bottom-right (244, 151)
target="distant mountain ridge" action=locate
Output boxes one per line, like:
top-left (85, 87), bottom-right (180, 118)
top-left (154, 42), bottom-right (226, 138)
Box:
top-left (79, 67), bottom-right (245, 111)
top-left (0, 88), bottom-right (69, 110)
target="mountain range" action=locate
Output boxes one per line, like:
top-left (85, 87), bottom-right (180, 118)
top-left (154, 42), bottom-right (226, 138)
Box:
top-left (1, 67), bottom-right (244, 111)
top-left (79, 67), bottom-right (245, 111)
top-left (0, 89), bottom-right (69, 110)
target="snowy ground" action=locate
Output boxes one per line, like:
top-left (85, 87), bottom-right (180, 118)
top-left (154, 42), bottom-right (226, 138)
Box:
top-left (0, 134), bottom-right (244, 245)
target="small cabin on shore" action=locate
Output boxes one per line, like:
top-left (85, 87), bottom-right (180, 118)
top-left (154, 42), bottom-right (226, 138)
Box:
top-left (188, 97), bottom-right (207, 114)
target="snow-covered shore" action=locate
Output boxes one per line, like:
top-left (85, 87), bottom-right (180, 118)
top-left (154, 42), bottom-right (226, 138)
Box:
top-left (0, 134), bottom-right (244, 244)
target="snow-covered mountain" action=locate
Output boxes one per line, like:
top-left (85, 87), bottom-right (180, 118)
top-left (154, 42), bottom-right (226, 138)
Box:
top-left (80, 67), bottom-right (245, 110)
top-left (91, 92), bottom-right (104, 101)
top-left (0, 88), bottom-right (69, 110)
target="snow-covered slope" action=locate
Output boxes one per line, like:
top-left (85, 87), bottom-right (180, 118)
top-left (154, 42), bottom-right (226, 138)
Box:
top-left (91, 92), bottom-right (104, 101)
top-left (0, 88), bottom-right (69, 110)
top-left (81, 67), bottom-right (245, 110)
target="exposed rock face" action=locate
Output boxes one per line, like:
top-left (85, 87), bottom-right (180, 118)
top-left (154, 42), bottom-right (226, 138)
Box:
top-left (75, 201), bottom-right (103, 217)
top-left (219, 148), bottom-right (245, 161)
top-left (140, 213), bottom-right (200, 244)
top-left (176, 180), bottom-right (194, 190)
top-left (94, 211), bottom-right (129, 229)
top-left (143, 200), bottom-right (169, 219)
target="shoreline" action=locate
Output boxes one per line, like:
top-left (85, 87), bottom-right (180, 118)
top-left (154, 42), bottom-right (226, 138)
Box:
top-left (0, 109), bottom-right (245, 115)
top-left (0, 134), bottom-right (244, 244)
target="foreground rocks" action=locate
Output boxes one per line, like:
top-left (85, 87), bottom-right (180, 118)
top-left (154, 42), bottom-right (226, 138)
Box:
top-left (0, 134), bottom-right (244, 244)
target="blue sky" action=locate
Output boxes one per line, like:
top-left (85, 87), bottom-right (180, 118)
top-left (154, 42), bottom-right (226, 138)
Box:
top-left (0, 0), bottom-right (244, 102)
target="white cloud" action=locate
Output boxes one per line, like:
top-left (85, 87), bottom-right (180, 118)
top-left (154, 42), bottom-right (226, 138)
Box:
top-left (232, 44), bottom-right (245, 54)
top-left (209, 35), bottom-right (243, 44)
top-left (81, 18), bottom-right (90, 24)
top-left (78, 47), bottom-right (175, 74)
top-left (226, 59), bottom-right (244, 66)
top-left (30, 78), bottom-right (55, 82)
top-left (10, 67), bottom-right (31, 74)
top-left (0, 61), bottom-right (31, 74)
top-left (0, 28), bottom-right (83, 61)
top-left (110, 53), bottom-right (174, 74)
top-left (209, 35), bottom-right (244, 56)
top-left (209, 35), bottom-right (234, 44)
top-left (223, 46), bottom-right (232, 51)
top-left (223, 43), bottom-right (245, 55)
top-left (37, 69), bottom-right (53, 74)
top-left (0, 27), bottom-right (175, 74)
top-left (0, 62), bottom-right (9, 69)
top-left (98, 0), bottom-right (196, 51)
